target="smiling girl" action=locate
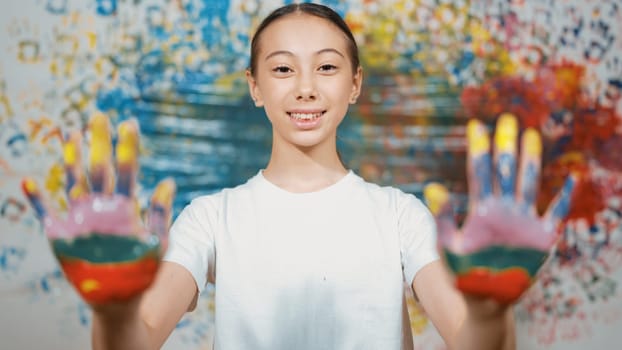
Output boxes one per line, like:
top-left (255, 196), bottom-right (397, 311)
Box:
top-left (85, 3), bottom-right (522, 349)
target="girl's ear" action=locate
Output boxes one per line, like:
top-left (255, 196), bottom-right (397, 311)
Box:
top-left (246, 69), bottom-right (264, 107)
top-left (349, 66), bottom-right (363, 104)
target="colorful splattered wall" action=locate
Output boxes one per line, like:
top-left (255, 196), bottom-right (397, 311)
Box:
top-left (1, 0), bottom-right (620, 349)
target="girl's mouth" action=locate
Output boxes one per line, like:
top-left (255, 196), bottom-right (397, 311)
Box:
top-left (287, 111), bottom-right (325, 121)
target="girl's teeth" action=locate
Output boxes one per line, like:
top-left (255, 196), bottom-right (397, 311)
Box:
top-left (290, 112), bottom-right (322, 120)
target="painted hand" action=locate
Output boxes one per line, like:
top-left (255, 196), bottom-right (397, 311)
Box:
top-left (21, 112), bottom-right (175, 305)
top-left (424, 114), bottom-right (576, 304)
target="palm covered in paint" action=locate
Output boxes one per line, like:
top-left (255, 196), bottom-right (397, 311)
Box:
top-left (424, 114), bottom-right (576, 304)
top-left (21, 113), bottom-right (175, 305)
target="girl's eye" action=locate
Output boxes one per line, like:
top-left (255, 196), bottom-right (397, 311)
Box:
top-left (273, 66), bottom-right (292, 73)
top-left (319, 64), bottom-right (337, 71)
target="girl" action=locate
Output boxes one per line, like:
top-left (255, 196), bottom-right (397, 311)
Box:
top-left (127, 4), bottom-right (509, 349)
top-left (23, 3), bottom-right (572, 350)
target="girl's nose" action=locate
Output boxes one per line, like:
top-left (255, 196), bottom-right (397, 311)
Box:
top-left (296, 74), bottom-right (317, 101)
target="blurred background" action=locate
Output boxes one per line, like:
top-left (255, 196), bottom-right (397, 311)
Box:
top-left (1, 0), bottom-right (621, 349)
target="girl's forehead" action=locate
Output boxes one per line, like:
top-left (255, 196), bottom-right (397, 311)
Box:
top-left (258, 14), bottom-right (349, 51)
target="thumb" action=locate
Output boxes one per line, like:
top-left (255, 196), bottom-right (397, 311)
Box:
top-left (423, 182), bottom-right (459, 250)
top-left (146, 178), bottom-right (176, 252)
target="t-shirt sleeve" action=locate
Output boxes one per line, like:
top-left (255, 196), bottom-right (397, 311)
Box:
top-left (163, 196), bottom-right (216, 294)
top-left (397, 191), bottom-right (440, 284)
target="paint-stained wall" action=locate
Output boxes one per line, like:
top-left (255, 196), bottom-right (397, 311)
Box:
top-left (1, 1), bottom-right (620, 349)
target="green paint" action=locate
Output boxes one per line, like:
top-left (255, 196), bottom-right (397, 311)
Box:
top-left (52, 233), bottom-right (160, 264)
top-left (444, 245), bottom-right (548, 277)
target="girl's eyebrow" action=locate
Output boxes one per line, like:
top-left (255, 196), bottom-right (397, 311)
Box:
top-left (264, 48), bottom-right (345, 61)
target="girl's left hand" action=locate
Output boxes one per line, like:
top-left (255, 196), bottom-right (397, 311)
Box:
top-left (424, 113), bottom-right (577, 304)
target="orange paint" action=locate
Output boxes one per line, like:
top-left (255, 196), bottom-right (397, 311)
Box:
top-left (455, 267), bottom-right (532, 304)
top-left (59, 255), bottom-right (159, 304)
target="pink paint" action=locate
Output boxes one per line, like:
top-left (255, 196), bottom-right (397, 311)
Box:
top-left (442, 198), bottom-right (557, 254)
top-left (43, 194), bottom-right (148, 240)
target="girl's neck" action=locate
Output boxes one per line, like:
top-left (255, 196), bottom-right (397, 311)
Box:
top-left (263, 140), bottom-right (348, 193)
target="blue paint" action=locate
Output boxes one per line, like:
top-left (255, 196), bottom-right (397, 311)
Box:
top-left (176, 318), bottom-right (191, 329)
top-left (40, 277), bottom-right (50, 292)
top-left (78, 302), bottom-right (91, 326)
top-left (559, 18), bottom-right (584, 47)
top-left (1, 197), bottom-right (26, 221)
top-left (95, 0), bottom-right (117, 16)
top-left (0, 246), bottom-right (26, 272)
top-left (520, 161), bottom-right (538, 206)
top-left (6, 132), bottom-right (27, 157)
top-left (199, 0), bottom-right (231, 48)
top-left (551, 175), bottom-right (576, 220)
top-left (45, 0), bottom-right (67, 14)
top-left (473, 153), bottom-right (493, 199)
top-left (90, 172), bottom-right (105, 193)
top-left (116, 171), bottom-right (132, 197)
top-left (319, 0), bottom-right (349, 18)
top-left (496, 152), bottom-right (516, 198)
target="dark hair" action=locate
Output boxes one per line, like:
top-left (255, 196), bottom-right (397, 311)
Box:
top-left (248, 3), bottom-right (360, 76)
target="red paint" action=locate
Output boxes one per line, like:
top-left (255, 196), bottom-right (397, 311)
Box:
top-left (539, 154), bottom-right (605, 226)
top-left (455, 267), bottom-right (532, 304)
top-left (59, 255), bottom-right (159, 304)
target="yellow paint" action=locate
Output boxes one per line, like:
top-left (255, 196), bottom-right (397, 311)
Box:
top-left (0, 94), bottom-right (13, 118)
top-left (423, 182), bottom-right (450, 216)
top-left (45, 163), bottom-right (65, 194)
top-left (116, 143), bottom-right (136, 165)
top-left (89, 112), bottom-right (112, 167)
top-left (89, 112), bottom-right (110, 139)
top-left (63, 141), bottom-right (77, 166)
top-left (494, 113), bottom-right (518, 153)
top-left (89, 139), bottom-right (111, 166)
top-left (116, 122), bottom-right (138, 165)
top-left (49, 61), bottom-right (58, 75)
top-left (86, 32), bottom-right (97, 49)
top-left (152, 179), bottom-right (175, 207)
top-left (406, 292), bottom-right (429, 335)
top-left (80, 279), bottom-right (100, 293)
top-left (466, 119), bottom-right (490, 155)
top-left (522, 128), bottom-right (541, 157)
top-left (468, 21), bottom-right (517, 76)
top-left (69, 182), bottom-right (87, 200)
top-left (23, 178), bottom-right (38, 194)
top-left (64, 59), bottom-right (74, 77)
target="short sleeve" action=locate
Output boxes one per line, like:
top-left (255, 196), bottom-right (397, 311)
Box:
top-left (163, 196), bottom-right (216, 294)
top-left (398, 191), bottom-right (440, 284)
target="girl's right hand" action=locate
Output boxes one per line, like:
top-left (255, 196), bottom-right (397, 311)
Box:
top-left (21, 112), bottom-right (176, 307)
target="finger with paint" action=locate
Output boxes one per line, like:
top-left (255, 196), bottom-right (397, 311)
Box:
top-left (493, 113), bottom-right (518, 200)
top-left (516, 128), bottom-right (541, 214)
top-left (115, 119), bottom-right (140, 197)
top-left (147, 178), bottom-right (176, 250)
top-left (88, 112), bottom-right (115, 194)
top-left (423, 182), bottom-right (459, 251)
top-left (63, 130), bottom-right (89, 201)
top-left (466, 119), bottom-right (492, 212)
top-left (21, 177), bottom-right (48, 219)
top-left (544, 174), bottom-right (577, 230)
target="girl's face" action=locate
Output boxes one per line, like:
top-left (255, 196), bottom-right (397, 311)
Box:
top-left (247, 14), bottom-right (362, 150)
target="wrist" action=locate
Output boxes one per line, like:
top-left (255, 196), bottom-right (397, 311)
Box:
top-left (463, 296), bottom-right (510, 324)
top-left (91, 295), bottom-right (142, 325)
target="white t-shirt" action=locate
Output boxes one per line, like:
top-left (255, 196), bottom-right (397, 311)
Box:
top-left (164, 170), bottom-right (439, 350)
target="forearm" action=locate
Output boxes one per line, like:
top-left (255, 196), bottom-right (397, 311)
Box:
top-left (451, 304), bottom-right (515, 350)
top-left (91, 301), bottom-right (155, 350)
top-left (452, 316), bottom-right (505, 350)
